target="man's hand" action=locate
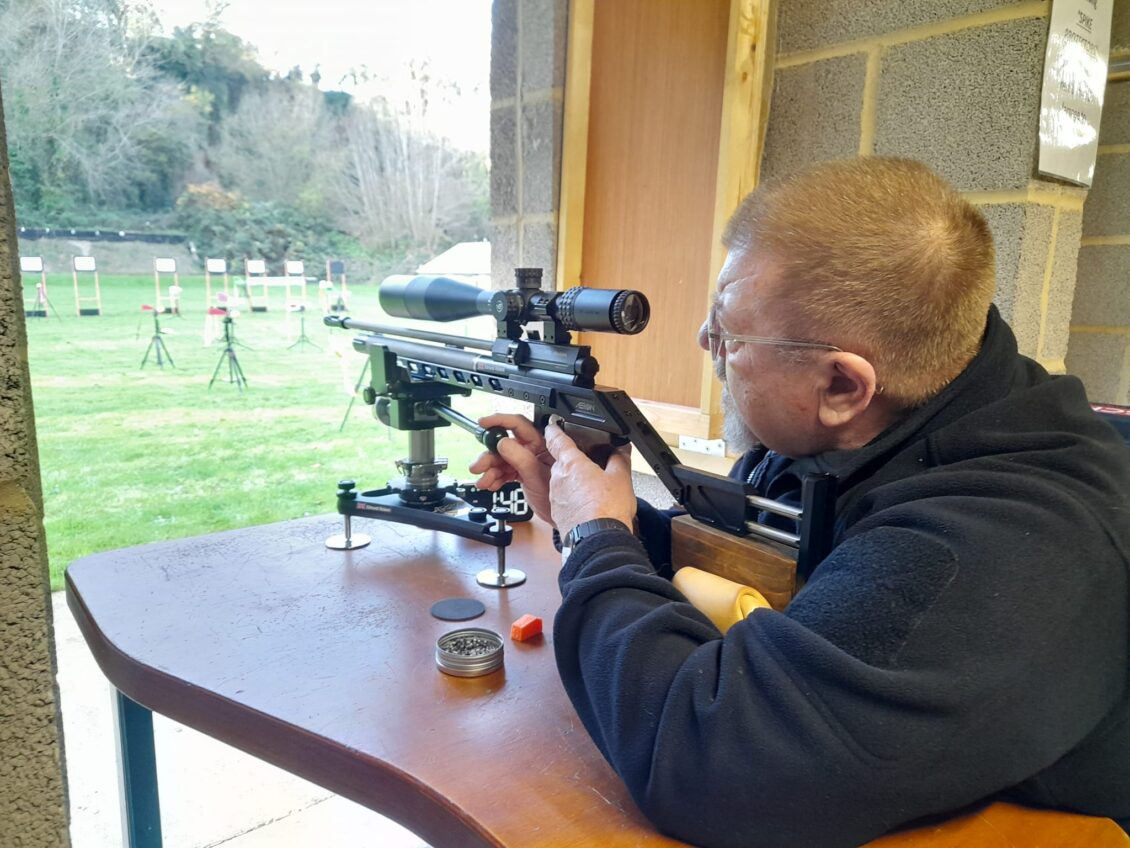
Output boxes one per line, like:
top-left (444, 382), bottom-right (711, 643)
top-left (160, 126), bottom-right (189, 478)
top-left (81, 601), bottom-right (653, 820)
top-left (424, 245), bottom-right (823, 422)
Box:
top-left (470, 414), bottom-right (555, 524)
top-left (545, 420), bottom-right (637, 538)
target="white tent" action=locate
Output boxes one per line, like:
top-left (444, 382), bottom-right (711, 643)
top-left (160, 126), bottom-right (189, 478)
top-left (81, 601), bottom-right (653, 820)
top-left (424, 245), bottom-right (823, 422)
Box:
top-left (415, 240), bottom-right (491, 288)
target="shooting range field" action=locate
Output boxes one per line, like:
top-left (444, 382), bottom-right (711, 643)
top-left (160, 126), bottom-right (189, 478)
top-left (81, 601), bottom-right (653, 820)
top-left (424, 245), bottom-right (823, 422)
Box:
top-left (24, 273), bottom-right (497, 590)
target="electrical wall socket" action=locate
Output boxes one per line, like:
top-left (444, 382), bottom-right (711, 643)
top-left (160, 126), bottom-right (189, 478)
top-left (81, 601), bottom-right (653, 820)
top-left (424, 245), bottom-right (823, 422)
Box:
top-left (678, 435), bottom-right (726, 456)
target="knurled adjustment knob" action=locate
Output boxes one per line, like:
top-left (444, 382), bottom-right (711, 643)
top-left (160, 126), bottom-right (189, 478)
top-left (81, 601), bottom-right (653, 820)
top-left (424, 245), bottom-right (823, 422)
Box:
top-left (337, 479), bottom-right (358, 498)
top-left (468, 507), bottom-right (489, 523)
top-left (362, 386), bottom-right (377, 404)
top-left (489, 506), bottom-right (512, 521)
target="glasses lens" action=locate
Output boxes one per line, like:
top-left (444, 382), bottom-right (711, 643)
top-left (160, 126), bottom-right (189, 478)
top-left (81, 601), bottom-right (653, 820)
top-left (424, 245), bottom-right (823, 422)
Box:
top-left (708, 304), bottom-right (720, 359)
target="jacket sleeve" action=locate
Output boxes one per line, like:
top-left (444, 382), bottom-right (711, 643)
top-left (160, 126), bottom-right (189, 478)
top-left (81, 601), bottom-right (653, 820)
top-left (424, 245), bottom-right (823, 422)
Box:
top-left (633, 496), bottom-right (681, 578)
top-left (552, 493), bottom-right (1127, 848)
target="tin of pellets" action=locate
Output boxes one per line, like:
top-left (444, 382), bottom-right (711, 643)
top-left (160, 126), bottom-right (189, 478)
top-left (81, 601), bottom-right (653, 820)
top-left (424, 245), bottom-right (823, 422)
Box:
top-left (435, 627), bottom-right (504, 677)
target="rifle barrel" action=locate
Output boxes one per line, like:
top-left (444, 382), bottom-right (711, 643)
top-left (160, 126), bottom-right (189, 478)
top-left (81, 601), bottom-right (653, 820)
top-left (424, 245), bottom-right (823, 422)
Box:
top-left (325, 315), bottom-right (494, 351)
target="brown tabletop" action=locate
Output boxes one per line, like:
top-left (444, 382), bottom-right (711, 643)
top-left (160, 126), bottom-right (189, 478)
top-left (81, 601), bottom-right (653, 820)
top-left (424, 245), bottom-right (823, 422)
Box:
top-left (66, 514), bottom-right (1127, 848)
top-left (65, 514), bottom-right (689, 848)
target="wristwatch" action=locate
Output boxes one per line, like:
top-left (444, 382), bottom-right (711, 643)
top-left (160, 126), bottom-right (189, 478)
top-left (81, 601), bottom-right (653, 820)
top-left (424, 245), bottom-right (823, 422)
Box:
top-left (560, 518), bottom-right (633, 552)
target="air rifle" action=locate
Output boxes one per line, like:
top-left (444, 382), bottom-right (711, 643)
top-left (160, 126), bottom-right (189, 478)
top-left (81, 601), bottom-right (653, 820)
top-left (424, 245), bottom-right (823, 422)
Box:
top-left (324, 268), bottom-right (836, 584)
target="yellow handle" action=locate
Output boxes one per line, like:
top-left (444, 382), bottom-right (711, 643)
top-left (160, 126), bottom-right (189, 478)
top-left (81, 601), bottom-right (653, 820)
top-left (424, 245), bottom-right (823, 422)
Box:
top-left (672, 566), bottom-right (772, 634)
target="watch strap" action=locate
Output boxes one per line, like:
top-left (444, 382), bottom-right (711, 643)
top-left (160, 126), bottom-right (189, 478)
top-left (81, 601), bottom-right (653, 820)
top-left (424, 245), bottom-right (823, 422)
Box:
top-left (562, 518), bottom-right (632, 549)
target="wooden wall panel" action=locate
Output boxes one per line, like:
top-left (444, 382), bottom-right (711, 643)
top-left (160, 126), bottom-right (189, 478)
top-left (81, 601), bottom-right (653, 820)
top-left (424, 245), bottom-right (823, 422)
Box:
top-left (579, 0), bottom-right (729, 408)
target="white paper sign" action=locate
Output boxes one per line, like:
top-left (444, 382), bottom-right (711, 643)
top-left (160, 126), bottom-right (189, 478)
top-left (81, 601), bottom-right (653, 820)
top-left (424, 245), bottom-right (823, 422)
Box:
top-left (285, 260), bottom-right (305, 276)
top-left (73, 256), bottom-right (97, 272)
top-left (1038, 0), bottom-right (1113, 186)
top-left (20, 256), bottom-right (43, 273)
top-left (154, 258), bottom-right (177, 273)
top-left (246, 259), bottom-right (267, 275)
top-left (206, 258), bottom-right (227, 274)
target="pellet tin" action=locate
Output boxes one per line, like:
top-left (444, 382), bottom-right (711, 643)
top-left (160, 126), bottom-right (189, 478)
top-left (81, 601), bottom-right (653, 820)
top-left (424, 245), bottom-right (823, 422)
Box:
top-left (435, 627), bottom-right (504, 677)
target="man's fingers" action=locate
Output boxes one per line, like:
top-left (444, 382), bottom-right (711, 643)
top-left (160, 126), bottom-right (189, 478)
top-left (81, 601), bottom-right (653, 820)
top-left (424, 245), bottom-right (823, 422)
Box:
top-left (496, 436), bottom-right (547, 479)
top-left (468, 450), bottom-right (495, 474)
top-left (477, 413), bottom-right (541, 445)
top-left (544, 421), bottom-right (581, 461)
top-left (474, 466), bottom-right (515, 490)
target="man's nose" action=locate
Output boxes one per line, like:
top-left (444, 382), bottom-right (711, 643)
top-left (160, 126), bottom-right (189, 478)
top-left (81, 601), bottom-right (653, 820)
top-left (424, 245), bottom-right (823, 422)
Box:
top-left (697, 319), bottom-right (710, 352)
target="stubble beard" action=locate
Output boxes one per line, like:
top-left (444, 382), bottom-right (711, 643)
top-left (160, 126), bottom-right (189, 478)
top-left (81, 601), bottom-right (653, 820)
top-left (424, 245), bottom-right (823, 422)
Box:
top-left (717, 359), bottom-right (759, 455)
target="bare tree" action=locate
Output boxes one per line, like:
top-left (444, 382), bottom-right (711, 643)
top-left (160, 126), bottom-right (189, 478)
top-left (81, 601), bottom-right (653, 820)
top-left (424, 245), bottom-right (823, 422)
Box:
top-left (331, 65), bottom-right (487, 253)
top-left (211, 81), bottom-right (344, 214)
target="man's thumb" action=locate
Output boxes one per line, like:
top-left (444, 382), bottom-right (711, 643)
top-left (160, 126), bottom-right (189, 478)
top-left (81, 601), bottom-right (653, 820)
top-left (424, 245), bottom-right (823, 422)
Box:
top-left (605, 446), bottom-right (633, 479)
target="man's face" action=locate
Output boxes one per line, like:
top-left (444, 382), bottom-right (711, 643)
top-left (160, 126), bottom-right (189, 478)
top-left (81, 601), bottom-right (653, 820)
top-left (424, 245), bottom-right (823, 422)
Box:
top-left (697, 252), bottom-right (824, 458)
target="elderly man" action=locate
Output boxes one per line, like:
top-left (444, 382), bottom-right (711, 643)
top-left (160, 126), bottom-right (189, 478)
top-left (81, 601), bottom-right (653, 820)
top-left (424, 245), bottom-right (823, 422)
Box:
top-left (471, 157), bottom-right (1130, 848)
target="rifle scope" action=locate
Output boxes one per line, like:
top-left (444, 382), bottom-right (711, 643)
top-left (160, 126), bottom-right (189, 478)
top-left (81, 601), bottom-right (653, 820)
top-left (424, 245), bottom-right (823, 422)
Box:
top-left (379, 274), bottom-right (650, 335)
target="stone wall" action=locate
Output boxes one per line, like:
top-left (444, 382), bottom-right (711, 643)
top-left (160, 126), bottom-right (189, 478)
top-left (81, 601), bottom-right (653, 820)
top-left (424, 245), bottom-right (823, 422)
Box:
top-left (761, 0), bottom-right (1084, 374)
top-left (1065, 3), bottom-right (1130, 404)
top-left (0, 86), bottom-right (70, 844)
top-left (489, 0), bottom-right (568, 290)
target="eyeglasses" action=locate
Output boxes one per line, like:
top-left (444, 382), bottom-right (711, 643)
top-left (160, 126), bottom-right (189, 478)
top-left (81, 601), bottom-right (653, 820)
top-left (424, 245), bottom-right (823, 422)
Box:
top-left (706, 301), bottom-right (842, 360)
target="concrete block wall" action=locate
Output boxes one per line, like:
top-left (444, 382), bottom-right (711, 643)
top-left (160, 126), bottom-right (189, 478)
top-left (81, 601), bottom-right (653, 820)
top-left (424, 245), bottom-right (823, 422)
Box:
top-left (490, 0), bottom-right (568, 290)
top-left (1066, 3), bottom-right (1130, 404)
top-left (0, 87), bottom-right (70, 844)
top-left (762, 0), bottom-right (1086, 374)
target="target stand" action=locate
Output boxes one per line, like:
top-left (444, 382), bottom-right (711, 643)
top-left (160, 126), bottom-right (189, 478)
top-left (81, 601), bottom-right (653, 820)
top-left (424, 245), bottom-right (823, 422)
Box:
top-left (244, 259), bottom-right (269, 312)
top-left (204, 258), bottom-right (230, 308)
top-left (325, 259), bottom-right (349, 312)
top-left (71, 256), bottom-right (102, 316)
top-left (20, 256), bottom-right (59, 319)
top-left (153, 258), bottom-right (180, 314)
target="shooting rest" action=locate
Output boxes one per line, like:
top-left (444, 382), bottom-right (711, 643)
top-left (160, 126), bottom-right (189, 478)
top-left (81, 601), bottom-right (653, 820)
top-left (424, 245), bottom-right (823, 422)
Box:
top-left (327, 269), bottom-right (837, 608)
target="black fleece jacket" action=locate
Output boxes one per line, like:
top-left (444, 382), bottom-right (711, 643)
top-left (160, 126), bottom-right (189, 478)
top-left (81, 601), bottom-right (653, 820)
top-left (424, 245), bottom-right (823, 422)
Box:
top-left (553, 307), bottom-right (1130, 848)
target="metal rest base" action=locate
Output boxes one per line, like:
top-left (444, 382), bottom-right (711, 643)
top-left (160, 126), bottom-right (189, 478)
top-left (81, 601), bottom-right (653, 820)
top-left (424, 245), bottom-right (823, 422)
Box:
top-left (325, 533), bottom-right (372, 550)
top-left (476, 568), bottom-right (526, 588)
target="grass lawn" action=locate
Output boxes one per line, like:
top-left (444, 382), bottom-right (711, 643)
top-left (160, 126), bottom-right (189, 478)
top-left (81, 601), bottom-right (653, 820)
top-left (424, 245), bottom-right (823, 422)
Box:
top-left (24, 273), bottom-right (500, 589)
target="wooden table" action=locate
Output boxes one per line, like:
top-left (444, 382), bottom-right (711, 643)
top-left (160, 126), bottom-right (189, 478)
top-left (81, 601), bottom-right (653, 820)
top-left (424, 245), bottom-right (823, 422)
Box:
top-left (66, 514), bottom-right (686, 848)
top-left (66, 515), bottom-right (1127, 848)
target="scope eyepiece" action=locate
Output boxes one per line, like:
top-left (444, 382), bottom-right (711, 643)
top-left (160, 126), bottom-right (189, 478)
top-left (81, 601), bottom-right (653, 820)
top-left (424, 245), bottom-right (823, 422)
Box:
top-left (377, 274), bottom-right (650, 336)
top-left (553, 287), bottom-right (650, 335)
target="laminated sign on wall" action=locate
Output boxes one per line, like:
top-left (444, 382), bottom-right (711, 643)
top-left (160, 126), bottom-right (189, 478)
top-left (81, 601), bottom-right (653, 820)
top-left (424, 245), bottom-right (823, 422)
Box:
top-left (1038, 0), bottom-right (1113, 186)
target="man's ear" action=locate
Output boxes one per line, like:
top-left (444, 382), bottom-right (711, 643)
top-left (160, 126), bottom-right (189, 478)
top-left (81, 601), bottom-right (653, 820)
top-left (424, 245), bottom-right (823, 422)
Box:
top-left (816, 353), bottom-right (879, 429)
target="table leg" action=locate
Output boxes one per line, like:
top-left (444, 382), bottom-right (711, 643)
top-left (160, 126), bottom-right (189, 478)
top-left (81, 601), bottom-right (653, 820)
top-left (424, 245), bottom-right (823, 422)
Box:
top-left (112, 689), bottom-right (163, 847)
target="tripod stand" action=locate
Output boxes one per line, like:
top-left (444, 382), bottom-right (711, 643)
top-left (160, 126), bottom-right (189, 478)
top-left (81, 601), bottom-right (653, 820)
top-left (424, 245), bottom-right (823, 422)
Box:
top-left (208, 315), bottom-right (248, 391)
top-left (287, 304), bottom-right (319, 350)
top-left (28, 283), bottom-right (61, 320)
top-left (141, 308), bottom-right (174, 369)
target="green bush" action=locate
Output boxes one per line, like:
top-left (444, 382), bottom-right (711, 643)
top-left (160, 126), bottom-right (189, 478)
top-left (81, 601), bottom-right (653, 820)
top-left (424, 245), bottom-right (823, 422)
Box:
top-left (175, 183), bottom-right (363, 269)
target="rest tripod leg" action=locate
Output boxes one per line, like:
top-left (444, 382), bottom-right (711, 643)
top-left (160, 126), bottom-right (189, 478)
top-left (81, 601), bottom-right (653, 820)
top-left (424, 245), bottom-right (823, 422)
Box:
top-left (326, 480), bottom-right (371, 550)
